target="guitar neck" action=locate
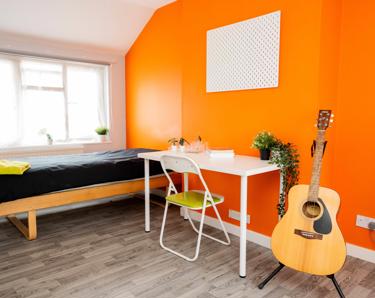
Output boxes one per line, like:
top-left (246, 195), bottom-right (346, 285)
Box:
top-left (308, 130), bottom-right (326, 201)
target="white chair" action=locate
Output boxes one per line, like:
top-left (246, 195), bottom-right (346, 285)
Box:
top-left (159, 154), bottom-right (231, 262)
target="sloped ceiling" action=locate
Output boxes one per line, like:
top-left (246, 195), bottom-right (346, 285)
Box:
top-left (0, 0), bottom-right (176, 54)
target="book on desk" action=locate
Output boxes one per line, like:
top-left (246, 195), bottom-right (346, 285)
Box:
top-left (206, 148), bottom-right (235, 158)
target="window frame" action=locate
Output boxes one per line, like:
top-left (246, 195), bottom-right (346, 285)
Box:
top-left (0, 52), bottom-right (111, 148)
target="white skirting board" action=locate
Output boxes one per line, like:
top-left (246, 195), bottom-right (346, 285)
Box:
top-left (186, 209), bottom-right (375, 264)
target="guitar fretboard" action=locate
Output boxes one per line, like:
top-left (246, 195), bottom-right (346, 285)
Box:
top-left (307, 130), bottom-right (326, 202)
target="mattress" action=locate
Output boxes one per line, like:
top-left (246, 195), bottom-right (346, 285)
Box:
top-left (0, 148), bottom-right (163, 203)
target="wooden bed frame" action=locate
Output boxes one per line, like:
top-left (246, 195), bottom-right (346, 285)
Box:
top-left (0, 174), bottom-right (179, 240)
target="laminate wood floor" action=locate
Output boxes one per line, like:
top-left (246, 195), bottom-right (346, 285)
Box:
top-left (0, 198), bottom-right (374, 298)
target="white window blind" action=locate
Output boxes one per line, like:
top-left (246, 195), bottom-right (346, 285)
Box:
top-left (0, 53), bottom-right (109, 147)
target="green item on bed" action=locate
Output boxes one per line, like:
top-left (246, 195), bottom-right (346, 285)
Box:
top-left (0, 160), bottom-right (31, 175)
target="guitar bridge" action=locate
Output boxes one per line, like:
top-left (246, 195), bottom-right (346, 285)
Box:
top-left (294, 229), bottom-right (323, 240)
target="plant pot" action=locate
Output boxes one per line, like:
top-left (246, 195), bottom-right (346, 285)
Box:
top-left (47, 139), bottom-right (53, 146)
top-left (170, 145), bottom-right (177, 151)
top-left (179, 145), bottom-right (185, 152)
top-left (99, 134), bottom-right (110, 143)
top-left (260, 149), bottom-right (271, 160)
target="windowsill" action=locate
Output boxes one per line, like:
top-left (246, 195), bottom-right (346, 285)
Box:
top-left (0, 140), bottom-right (112, 155)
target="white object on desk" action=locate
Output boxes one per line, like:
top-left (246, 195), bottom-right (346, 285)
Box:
top-left (138, 150), bottom-right (281, 278)
top-left (206, 148), bottom-right (235, 158)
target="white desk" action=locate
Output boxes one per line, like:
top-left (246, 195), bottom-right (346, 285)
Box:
top-left (138, 150), bottom-right (280, 277)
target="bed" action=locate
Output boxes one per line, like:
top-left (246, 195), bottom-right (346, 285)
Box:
top-left (0, 148), bottom-right (177, 240)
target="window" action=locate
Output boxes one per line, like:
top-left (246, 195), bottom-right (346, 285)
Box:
top-left (0, 53), bottom-right (110, 148)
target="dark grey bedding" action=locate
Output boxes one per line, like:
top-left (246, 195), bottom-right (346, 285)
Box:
top-left (0, 148), bottom-right (163, 203)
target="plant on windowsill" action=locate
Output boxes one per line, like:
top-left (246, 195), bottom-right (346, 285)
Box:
top-left (269, 140), bottom-right (300, 217)
top-left (251, 131), bottom-right (277, 160)
top-left (168, 138), bottom-right (179, 151)
top-left (39, 128), bottom-right (53, 145)
top-left (95, 127), bottom-right (110, 143)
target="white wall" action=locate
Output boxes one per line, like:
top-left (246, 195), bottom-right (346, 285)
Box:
top-left (0, 0), bottom-right (155, 52)
top-left (0, 31), bottom-right (126, 154)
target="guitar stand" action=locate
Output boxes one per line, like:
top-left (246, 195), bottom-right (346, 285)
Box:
top-left (327, 274), bottom-right (345, 298)
top-left (257, 263), bottom-right (285, 290)
top-left (257, 263), bottom-right (345, 298)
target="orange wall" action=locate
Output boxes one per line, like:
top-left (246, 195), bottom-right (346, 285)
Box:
top-left (317, 0), bottom-right (342, 186)
top-left (126, 1), bottom-right (182, 149)
top-left (126, 0), bottom-right (374, 250)
top-left (180, 0), bottom-right (327, 237)
top-left (332, 0), bottom-right (375, 250)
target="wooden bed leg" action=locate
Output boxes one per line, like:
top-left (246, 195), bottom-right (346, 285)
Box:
top-left (7, 210), bottom-right (37, 240)
top-left (28, 210), bottom-right (37, 240)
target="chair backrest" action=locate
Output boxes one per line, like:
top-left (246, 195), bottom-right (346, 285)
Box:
top-left (160, 155), bottom-right (200, 175)
top-left (160, 154), bottom-right (211, 197)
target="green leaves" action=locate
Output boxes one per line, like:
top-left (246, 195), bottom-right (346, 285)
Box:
top-left (251, 131), bottom-right (277, 150)
top-left (252, 130), bottom-right (300, 216)
top-left (269, 140), bottom-right (300, 217)
top-left (179, 137), bottom-right (190, 146)
top-left (168, 137), bottom-right (179, 145)
top-left (95, 127), bottom-right (109, 135)
top-left (46, 133), bottom-right (53, 142)
top-left (168, 137), bottom-right (190, 146)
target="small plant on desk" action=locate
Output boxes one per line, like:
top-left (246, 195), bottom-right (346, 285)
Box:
top-left (178, 137), bottom-right (190, 152)
top-left (251, 131), bottom-right (277, 160)
top-left (168, 138), bottom-right (179, 151)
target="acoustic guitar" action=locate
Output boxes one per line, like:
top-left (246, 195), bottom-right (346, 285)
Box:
top-left (271, 110), bottom-right (346, 276)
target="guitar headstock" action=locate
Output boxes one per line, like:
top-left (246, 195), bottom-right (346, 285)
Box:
top-left (316, 109), bottom-right (333, 130)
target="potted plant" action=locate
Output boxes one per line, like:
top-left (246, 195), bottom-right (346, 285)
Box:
top-left (269, 140), bottom-right (300, 217)
top-left (95, 127), bottom-right (110, 142)
top-left (39, 128), bottom-right (53, 145)
top-left (251, 131), bottom-right (276, 160)
top-left (168, 138), bottom-right (179, 151)
top-left (178, 137), bottom-right (190, 152)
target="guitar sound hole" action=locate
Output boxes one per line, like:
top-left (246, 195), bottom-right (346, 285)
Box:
top-left (302, 201), bottom-right (321, 219)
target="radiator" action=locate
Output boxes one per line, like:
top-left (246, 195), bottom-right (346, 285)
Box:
top-left (0, 144), bottom-right (84, 159)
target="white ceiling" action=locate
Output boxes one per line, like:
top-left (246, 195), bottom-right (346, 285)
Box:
top-left (0, 0), bottom-right (176, 54)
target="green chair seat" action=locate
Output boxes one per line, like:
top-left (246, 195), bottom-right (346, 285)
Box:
top-left (166, 191), bottom-right (222, 209)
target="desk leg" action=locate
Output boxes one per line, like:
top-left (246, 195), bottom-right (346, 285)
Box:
top-left (239, 175), bottom-right (248, 278)
top-left (183, 173), bottom-right (189, 220)
top-left (144, 159), bottom-right (150, 232)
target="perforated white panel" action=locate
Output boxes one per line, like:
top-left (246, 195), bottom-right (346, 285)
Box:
top-left (206, 11), bottom-right (280, 93)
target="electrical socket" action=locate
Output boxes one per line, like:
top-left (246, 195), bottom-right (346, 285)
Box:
top-left (229, 209), bottom-right (250, 224)
top-left (356, 215), bottom-right (375, 230)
